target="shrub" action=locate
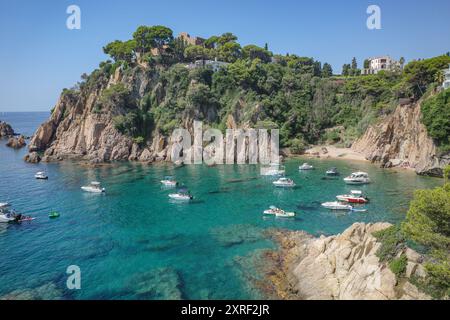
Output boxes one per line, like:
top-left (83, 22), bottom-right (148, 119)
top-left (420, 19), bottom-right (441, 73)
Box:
top-left (421, 88), bottom-right (450, 153)
top-left (373, 225), bottom-right (406, 263)
top-left (389, 254), bottom-right (408, 277)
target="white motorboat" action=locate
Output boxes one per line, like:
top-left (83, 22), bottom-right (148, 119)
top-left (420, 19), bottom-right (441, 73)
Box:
top-left (299, 163), bottom-right (314, 170)
top-left (321, 201), bottom-right (353, 210)
top-left (35, 171), bottom-right (48, 180)
top-left (169, 188), bottom-right (193, 201)
top-left (336, 190), bottom-right (369, 204)
top-left (0, 202), bottom-right (10, 208)
top-left (264, 206), bottom-right (295, 218)
top-left (81, 181), bottom-right (105, 193)
top-left (344, 172), bottom-right (371, 185)
top-left (326, 167), bottom-right (340, 176)
top-left (0, 211), bottom-right (16, 223)
top-left (160, 176), bottom-right (178, 187)
top-left (273, 177), bottom-right (296, 188)
top-left (260, 163), bottom-right (285, 176)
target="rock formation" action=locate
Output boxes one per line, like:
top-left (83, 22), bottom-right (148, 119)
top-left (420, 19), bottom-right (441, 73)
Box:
top-left (352, 101), bottom-right (450, 177)
top-left (24, 152), bottom-right (41, 163)
top-left (6, 135), bottom-right (26, 149)
top-left (0, 121), bottom-right (14, 138)
top-left (265, 223), bottom-right (430, 300)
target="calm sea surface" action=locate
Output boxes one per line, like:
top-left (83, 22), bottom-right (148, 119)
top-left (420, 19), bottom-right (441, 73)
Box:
top-left (0, 112), bottom-right (441, 299)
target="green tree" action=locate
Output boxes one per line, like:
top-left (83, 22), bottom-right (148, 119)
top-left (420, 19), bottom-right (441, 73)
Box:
top-left (133, 25), bottom-right (173, 55)
top-left (242, 45), bottom-right (271, 63)
top-left (217, 32), bottom-right (238, 46)
top-left (351, 57), bottom-right (358, 70)
top-left (342, 64), bottom-right (351, 76)
top-left (103, 40), bottom-right (136, 63)
top-left (217, 42), bottom-right (242, 63)
top-left (321, 63), bottom-right (333, 77)
top-left (421, 88), bottom-right (450, 150)
top-left (184, 45), bottom-right (211, 62)
top-left (363, 59), bottom-right (370, 69)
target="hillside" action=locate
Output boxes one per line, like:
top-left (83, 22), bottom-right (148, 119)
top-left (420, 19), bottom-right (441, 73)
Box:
top-left (26, 25), bottom-right (450, 176)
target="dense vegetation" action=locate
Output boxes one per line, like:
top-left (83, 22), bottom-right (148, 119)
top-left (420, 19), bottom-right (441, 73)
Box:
top-left (69, 25), bottom-right (450, 152)
top-left (421, 88), bottom-right (450, 153)
top-left (374, 167), bottom-right (450, 299)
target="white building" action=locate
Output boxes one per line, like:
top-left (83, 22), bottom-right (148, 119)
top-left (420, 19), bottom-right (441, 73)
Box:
top-left (443, 64), bottom-right (450, 90)
top-left (187, 58), bottom-right (229, 72)
top-left (362, 56), bottom-right (400, 75)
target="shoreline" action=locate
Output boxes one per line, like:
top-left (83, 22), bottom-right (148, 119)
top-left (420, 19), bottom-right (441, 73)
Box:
top-left (303, 145), bottom-right (368, 162)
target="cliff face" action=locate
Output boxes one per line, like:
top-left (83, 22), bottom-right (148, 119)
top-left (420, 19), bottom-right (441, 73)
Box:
top-left (267, 223), bottom-right (430, 300)
top-left (352, 100), bottom-right (450, 177)
top-left (28, 66), bottom-right (170, 163)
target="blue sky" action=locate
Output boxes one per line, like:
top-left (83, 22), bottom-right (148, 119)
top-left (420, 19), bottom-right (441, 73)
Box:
top-left (1, 0), bottom-right (449, 111)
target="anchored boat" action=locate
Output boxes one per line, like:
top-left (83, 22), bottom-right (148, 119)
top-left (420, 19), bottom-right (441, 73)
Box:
top-left (263, 206), bottom-right (296, 218)
top-left (273, 177), bottom-right (296, 188)
top-left (336, 190), bottom-right (369, 204)
top-left (326, 167), bottom-right (340, 176)
top-left (344, 172), bottom-right (371, 185)
top-left (160, 176), bottom-right (178, 187)
top-left (35, 171), bottom-right (48, 180)
top-left (321, 201), bottom-right (353, 210)
top-left (299, 163), bottom-right (314, 170)
top-left (81, 181), bottom-right (105, 193)
top-left (169, 188), bottom-right (193, 201)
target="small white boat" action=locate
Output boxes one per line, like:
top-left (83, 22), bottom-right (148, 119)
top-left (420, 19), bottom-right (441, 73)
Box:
top-left (264, 206), bottom-right (296, 218)
top-left (336, 190), bottom-right (369, 204)
top-left (273, 177), bottom-right (296, 188)
top-left (299, 163), bottom-right (314, 170)
top-left (35, 172), bottom-right (48, 180)
top-left (321, 201), bottom-right (353, 210)
top-left (260, 163), bottom-right (285, 176)
top-left (160, 176), bottom-right (178, 187)
top-left (344, 172), bottom-right (371, 185)
top-left (0, 202), bottom-right (10, 208)
top-left (326, 167), bottom-right (340, 176)
top-left (169, 188), bottom-right (193, 201)
top-left (0, 212), bottom-right (16, 223)
top-left (81, 181), bottom-right (105, 193)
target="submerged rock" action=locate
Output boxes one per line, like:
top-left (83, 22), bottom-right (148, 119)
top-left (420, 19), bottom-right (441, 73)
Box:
top-left (210, 224), bottom-right (265, 247)
top-left (125, 267), bottom-right (183, 300)
top-left (0, 282), bottom-right (63, 300)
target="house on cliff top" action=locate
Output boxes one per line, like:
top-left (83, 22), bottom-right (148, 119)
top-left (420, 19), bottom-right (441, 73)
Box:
top-left (443, 64), bottom-right (450, 89)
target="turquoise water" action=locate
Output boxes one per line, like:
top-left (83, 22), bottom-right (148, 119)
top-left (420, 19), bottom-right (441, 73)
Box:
top-left (0, 113), bottom-right (441, 299)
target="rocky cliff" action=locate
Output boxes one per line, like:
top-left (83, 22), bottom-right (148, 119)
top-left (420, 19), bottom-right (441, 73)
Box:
top-left (265, 223), bottom-right (430, 300)
top-left (352, 100), bottom-right (450, 177)
top-left (27, 66), bottom-right (170, 164)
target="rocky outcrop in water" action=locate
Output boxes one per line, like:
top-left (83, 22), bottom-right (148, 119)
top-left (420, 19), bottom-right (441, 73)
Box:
top-left (6, 135), bottom-right (26, 149)
top-left (24, 152), bottom-right (41, 163)
top-left (0, 121), bottom-right (14, 138)
top-left (352, 100), bottom-right (450, 177)
top-left (264, 223), bottom-right (430, 300)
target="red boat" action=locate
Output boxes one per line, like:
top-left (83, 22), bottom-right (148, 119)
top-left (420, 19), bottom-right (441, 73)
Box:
top-left (336, 190), bottom-right (369, 204)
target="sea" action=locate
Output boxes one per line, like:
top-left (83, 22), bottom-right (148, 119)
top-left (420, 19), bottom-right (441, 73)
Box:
top-left (0, 112), bottom-right (441, 299)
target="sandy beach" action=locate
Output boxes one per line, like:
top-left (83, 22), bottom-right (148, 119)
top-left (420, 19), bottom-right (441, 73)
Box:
top-left (303, 145), bottom-right (368, 162)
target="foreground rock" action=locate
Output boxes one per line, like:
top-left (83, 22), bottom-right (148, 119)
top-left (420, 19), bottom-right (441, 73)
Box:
top-left (264, 223), bottom-right (430, 300)
top-left (0, 121), bottom-right (14, 138)
top-left (6, 135), bottom-right (26, 149)
top-left (352, 100), bottom-right (450, 177)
